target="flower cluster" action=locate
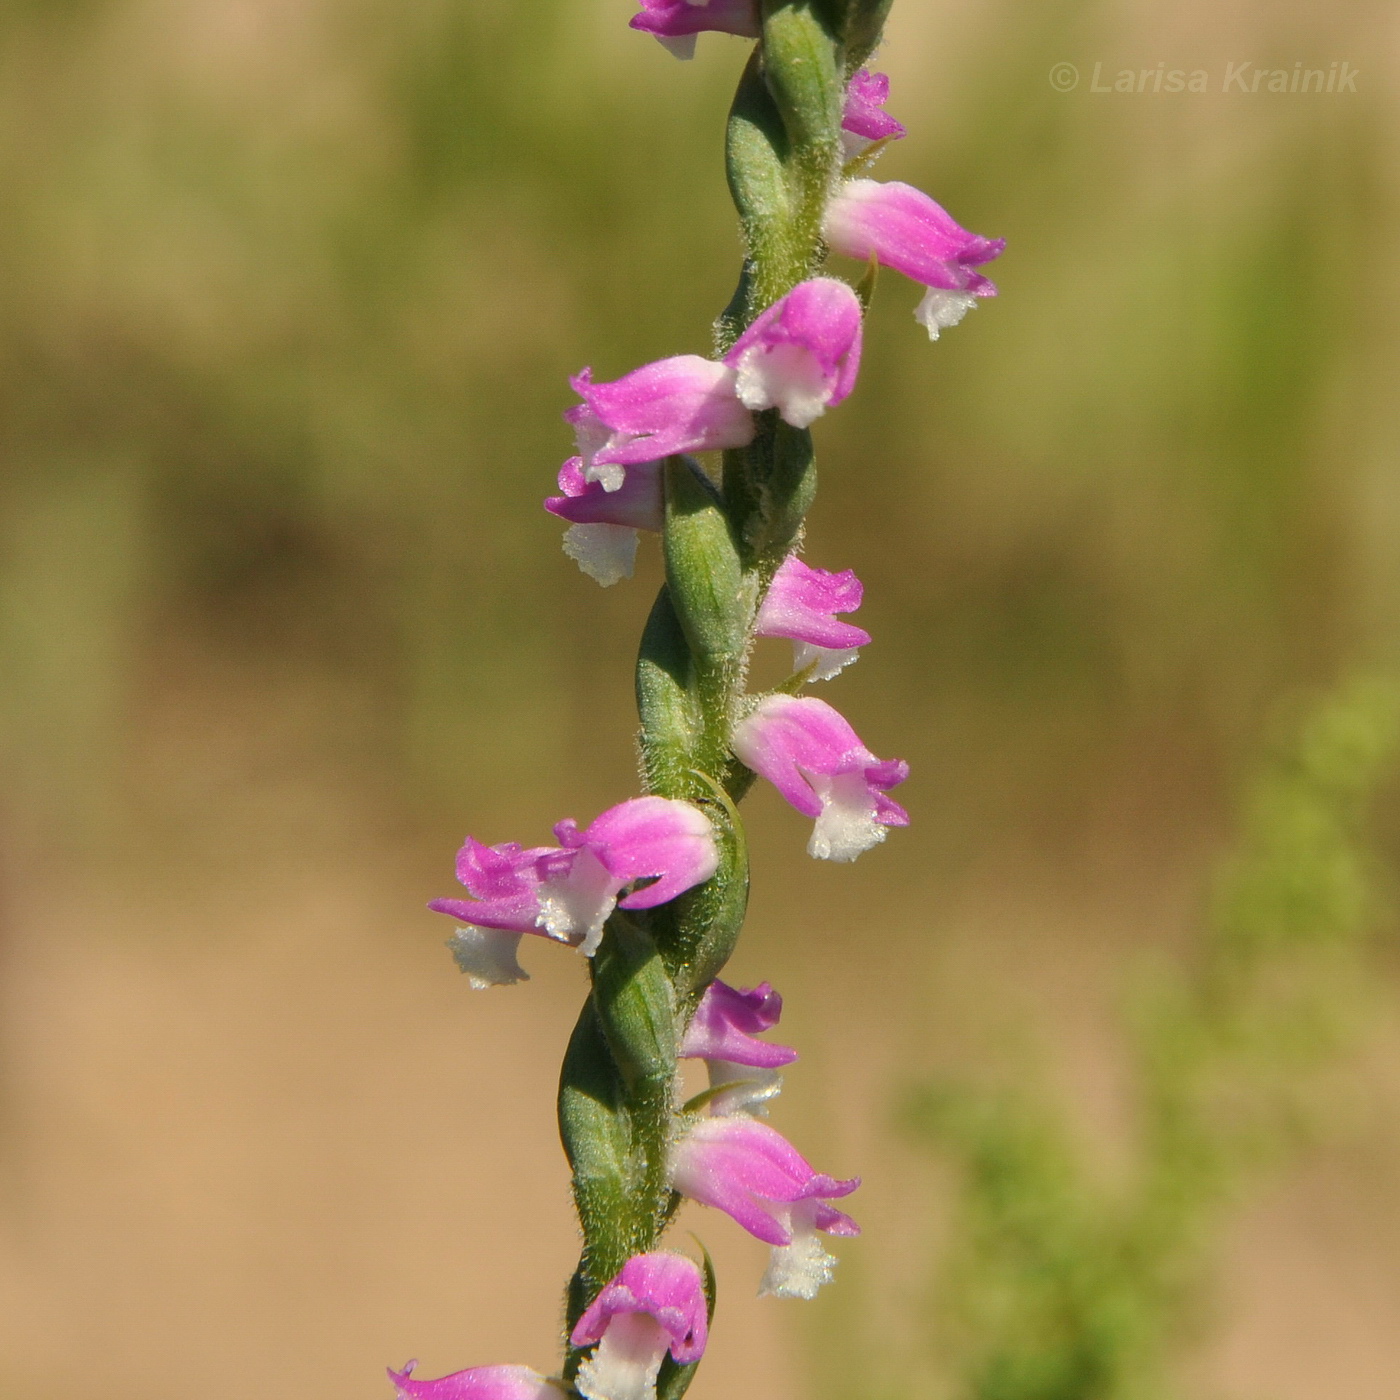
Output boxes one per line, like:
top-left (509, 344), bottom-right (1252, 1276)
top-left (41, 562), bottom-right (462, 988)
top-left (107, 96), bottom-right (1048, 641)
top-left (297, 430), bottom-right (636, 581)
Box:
top-left (395, 36), bottom-right (1002, 1400)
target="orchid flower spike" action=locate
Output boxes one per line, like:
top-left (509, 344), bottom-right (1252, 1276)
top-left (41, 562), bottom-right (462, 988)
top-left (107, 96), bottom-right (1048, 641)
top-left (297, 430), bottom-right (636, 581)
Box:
top-left (669, 1115), bottom-right (860, 1299)
top-left (822, 179), bottom-right (1006, 340)
top-left (722, 278), bottom-right (863, 429)
top-left (731, 694), bottom-right (909, 862)
top-left (570, 1252), bottom-right (709, 1400)
top-left (388, 1361), bottom-right (562, 1400)
top-left (545, 457), bottom-right (665, 587)
top-left (629, 0), bottom-right (760, 60)
top-left (754, 555), bottom-right (872, 681)
top-left (429, 797), bottom-right (718, 982)
top-left (566, 359), bottom-right (755, 493)
top-left (680, 979), bottom-right (798, 1115)
top-left (841, 69), bottom-right (906, 160)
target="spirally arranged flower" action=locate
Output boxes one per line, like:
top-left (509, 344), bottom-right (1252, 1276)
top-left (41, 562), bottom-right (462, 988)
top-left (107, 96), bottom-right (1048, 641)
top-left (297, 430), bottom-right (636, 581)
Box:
top-left (680, 978), bottom-right (798, 1115)
top-left (669, 1114), bottom-right (860, 1299)
top-left (754, 555), bottom-right (871, 681)
top-left (388, 1362), bottom-right (563, 1400)
top-left (731, 694), bottom-right (909, 861)
top-left (629, 0), bottom-right (760, 60)
top-left (570, 1252), bottom-right (709, 1400)
top-left (429, 797), bottom-right (718, 984)
top-left (841, 69), bottom-right (907, 158)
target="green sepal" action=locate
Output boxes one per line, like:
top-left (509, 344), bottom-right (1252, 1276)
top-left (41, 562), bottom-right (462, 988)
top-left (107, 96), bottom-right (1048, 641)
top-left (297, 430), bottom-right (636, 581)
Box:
top-left (636, 585), bottom-right (700, 800)
top-left (654, 1243), bottom-right (718, 1400)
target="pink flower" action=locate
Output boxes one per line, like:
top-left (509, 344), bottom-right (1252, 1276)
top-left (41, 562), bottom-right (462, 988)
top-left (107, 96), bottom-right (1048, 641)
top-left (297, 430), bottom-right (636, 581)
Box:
top-left (722, 278), bottom-right (863, 429)
top-left (754, 555), bottom-right (871, 681)
top-left (570, 1252), bottom-right (708, 1400)
top-left (629, 0), bottom-right (760, 61)
top-left (388, 1362), bottom-right (560, 1400)
top-left (669, 1115), bottom-right (860, 1299)
top-left (545, 457), bottom-right (665, 587)
top-left (730, 694), bottom-right (909, 862)
top-left (429, 798), bottom-right (719, 981)
top-left (841, 70), bottom-right (906, 157)
top-left (567, 359), bottom-right (754, 491)
top-left (680, 980), bottom-right (798, 1116)
top-left (822, 179), bottom-right (1006, 340)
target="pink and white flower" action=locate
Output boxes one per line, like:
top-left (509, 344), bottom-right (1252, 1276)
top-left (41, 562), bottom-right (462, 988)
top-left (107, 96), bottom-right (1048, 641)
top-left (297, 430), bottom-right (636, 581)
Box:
top-left (570, 1252), bottom-right (708, 1400)
top-left (822, 179), bottom-right (1005, 340)
top-left (429, 798), bottom-right (719, 982)
top-left (545, 457), bottom-right (665, 587)
top-left (629, 0), bottom-right (760, 61)
top-left (841, 69), bottom-right (906, 158)
top-left (567, 359), bottom-right (755, 492)
top-left (722, 278), bottom-right (863, 429)
top-left (388, 1361), bottom-right (561, 1400)
top-left (730, 694), bottom-right (908, 862)
top-left (680, 979), bottom-right (798, 1115)
top-left (754, 555), bottom-right (871, 680)
top-left (669, 1115), bottom-right (860, 1299)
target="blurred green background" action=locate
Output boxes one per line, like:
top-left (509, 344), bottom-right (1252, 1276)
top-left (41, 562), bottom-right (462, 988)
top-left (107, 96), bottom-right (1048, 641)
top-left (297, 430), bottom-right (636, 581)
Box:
top-left (1, 2), bottom-right (1399, 1398)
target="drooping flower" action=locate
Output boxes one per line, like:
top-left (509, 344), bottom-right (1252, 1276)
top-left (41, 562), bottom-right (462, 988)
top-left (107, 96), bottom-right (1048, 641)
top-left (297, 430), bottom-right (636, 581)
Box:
top-left (669, 1115), bottom-right (860, 1299)
top-left (570, 1252), bottom-right (708, 1400)
top-left (388, 1361), bottom-right (561, 1400)
top-left (680, 979), bottom-right (797, 1115)
top-left (822, 179), bottom-right (1006, 340)
top-left (722, 278), bottom-right (863, 429)
top-left (629, 0), bottom-right (760, 61)
top-left (841, 69), bottom-right (906, 158)
top-left (730, 694), bottom-right (908, 862)
top-left (754, 555), bottom-right (871, 681)
top-left (566, 359), bottom-right (754, 492)
top-left (545, 457), bottom-right (665, 587)
top-left (429, 798), bottom-right (719, 980)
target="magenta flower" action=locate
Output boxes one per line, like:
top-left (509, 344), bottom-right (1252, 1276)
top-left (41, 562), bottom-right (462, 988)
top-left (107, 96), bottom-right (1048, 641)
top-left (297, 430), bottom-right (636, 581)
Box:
top-left (429, 798), bottom-right (719, 979)
top-left (841, 70), bottom-right (906, 158)
top-left (629, 0), bottom-right (760, 61)
top-left (822, 179), bottom-right (1006, 340)
top-left (680, 979), bottom-right (798, 1115)
top-left (567, 359), bottom-right (754, 491)
top-left (669, 1115), bottom-right (860, 1299)
top-left (730, 694), bottom-right (909, 862)
top-left (722, 278), bottom-right (863, 429)
top-left (388, 1361), bottom-right (560, 1400)
top-left (570, 1252), bottom-right (708, 1400)
top-left (754, 555), bottom-right (872, 681)
top-left (545, 457), bottom-right (665, 587)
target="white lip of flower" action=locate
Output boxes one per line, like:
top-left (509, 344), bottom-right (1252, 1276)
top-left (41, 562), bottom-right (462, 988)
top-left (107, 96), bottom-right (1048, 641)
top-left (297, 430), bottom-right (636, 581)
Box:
top-left (733, 344), bottom-right (830, 429)
top-left (705, 1059), bottom-right (784, 1117)
top-left (915, 288), bottom-right (979, 341)
top-left (758, 1200), bottom-right (839, 1299)
top-left (536, 846), bottom-right (618, 957)
top-left (447, 927), bottom-right (529, 989)
top-left (563, 523), bottom-right (639, 587)
top-left (575, 1312), bottom-right (673, 1400)
top-left (804, 768), bottom-right (886, 862)
top-left (792, 640), bottom-right (861, 682)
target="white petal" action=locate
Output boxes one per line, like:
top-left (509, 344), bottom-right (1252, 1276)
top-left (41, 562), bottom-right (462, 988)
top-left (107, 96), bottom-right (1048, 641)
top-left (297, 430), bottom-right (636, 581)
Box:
top-left (537, 847), bottom-right (618, 956)
top-left (806, 768), bottom-right (884, 862)
top-left (576, 1314), bottom-right (671, 1400)
top-left (759, 1202), bottom-right (838, 1300)
top-left (914, 288), bottom-right (978, 341)
top-left (582, 460), bottom-right (628, 493)
top-left (705, 1059), bottom-right (784, 1117)
top-left (563, 524), bottom-right (639, 587)
top-left (655, 34), bottom-right (697, 60)
top-left (793, 640), bottom-right (861, 682)
top-left (734, 344), bottom-right (829, 428)
top-left (446, 927), bottom-right (529, 989)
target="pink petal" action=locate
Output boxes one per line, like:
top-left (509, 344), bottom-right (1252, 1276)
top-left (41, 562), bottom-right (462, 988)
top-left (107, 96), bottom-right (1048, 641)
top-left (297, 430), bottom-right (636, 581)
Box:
top-left (570, 1252), bottom-right (709, 1365)
top-left (680, 980), bottom-right (798, 1069)
top-left (754, 556), bottom-right (872, 651)
top-left (388, 1362), bottom-right (558, 1400)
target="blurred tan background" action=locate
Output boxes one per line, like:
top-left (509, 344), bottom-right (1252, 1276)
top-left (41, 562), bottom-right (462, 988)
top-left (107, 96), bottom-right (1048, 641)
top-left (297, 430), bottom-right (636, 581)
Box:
top-left (1, 1), bottom-right (1400, 1397)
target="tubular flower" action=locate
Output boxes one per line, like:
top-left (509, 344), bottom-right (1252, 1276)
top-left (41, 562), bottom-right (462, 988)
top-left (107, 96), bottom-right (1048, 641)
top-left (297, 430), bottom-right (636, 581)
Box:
top-left (669, 1115), bottom-right (860, 1299)
top-left (566, 358), bottom-right (754, 491)
top-left (570, 1252), bottom-right (709, 1400)
top-left (841, 69), bottom-right (906, 158)
top-left (388, 1362), bottom-right (562, 1400)
top-left (754, 555), bottom-right (871, 681)
top-left (629, 0), bottom-right (760, 60)
top-left (680, 979), bottom-right (798, 1115)
top-left (722, 278), bottom-right (863, 429)
top-left (429, 798), bottom-right (719, 979)
top-left (821, 179), bottom-right (1006, 340)
top-left (545, 457), bottom-right (665, 587)
top-left (730, 694), bottom-right (909, 862)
